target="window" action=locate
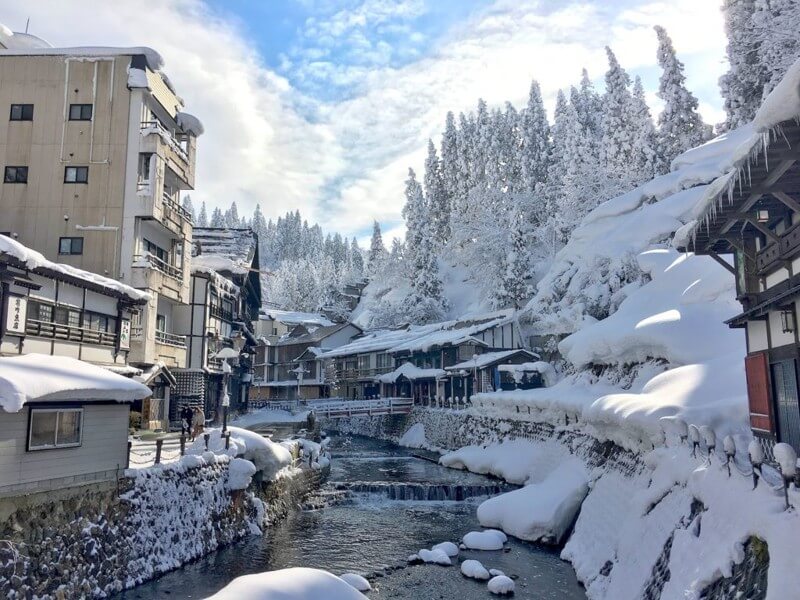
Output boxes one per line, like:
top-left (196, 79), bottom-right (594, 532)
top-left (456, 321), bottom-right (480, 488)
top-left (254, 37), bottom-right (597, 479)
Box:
top-left (143, 238), bottom-right (168, 263)
top-left (4, 166), bottom-right (28, 183)
top-left (377, 353), bottom-right (392, 369)
top-left (28, 301), bottom-right (53, 323)
top-left (64, 166), bottom-right (88, 183)
top-left (28, 408), bottom-right (83, 450)
top-left (59, 237), bottom-right (84, 255)
top-left (54, 306), bottom-right (82, 328)
top-left (10, 104), bottom-right (33, 121)
top-left (85, 312), bottom-right (116, 333)
top-left (156, 314), bottom-right (166, 332)
top-left (68, 104), bottom-right (93, 121)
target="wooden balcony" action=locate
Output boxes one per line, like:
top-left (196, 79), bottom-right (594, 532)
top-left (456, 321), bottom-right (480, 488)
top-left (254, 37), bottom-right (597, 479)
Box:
top-left (25, 319), bottom-right (116, 347)
top-left (756, 221), bottom-right (800, 275)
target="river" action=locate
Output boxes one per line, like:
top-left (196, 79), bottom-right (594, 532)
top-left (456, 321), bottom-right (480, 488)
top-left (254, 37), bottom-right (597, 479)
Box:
top-left (120, 435), bottom-right (586, 599)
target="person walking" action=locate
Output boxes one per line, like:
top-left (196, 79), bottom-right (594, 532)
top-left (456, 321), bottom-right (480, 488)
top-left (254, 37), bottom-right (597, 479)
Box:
top-left (191, 406), bottom-right (205, 441)
top-left (180, 405), bottom-right (192, 437)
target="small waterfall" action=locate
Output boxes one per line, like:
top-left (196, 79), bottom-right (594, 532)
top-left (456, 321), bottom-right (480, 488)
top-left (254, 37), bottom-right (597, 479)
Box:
top-left (333, 481), bottom-right (511, 501)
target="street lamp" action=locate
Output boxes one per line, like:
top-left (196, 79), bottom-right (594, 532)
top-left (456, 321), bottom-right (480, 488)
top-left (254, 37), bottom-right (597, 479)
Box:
top-left (290, 363), bottom-right (310, 403)
top-left (214, 345), bottom-right (241, 434)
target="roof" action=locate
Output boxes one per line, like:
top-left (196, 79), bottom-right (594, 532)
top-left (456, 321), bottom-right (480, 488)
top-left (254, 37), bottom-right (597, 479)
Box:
top-left (193, 228), bottom-right (259, 276)
top-left (0, 40), bottom-right (164, 71)
top-left (0, 235), bottom-right (149, 303)
top-left (376, 362), bottom-right (446, 383)
top-left (0, 354), bottom-right (151, 413)
top-left (678, 58), bottom-right (800, 253)
top-left (319, 310), bottom-right (516, 359)
top-left (445, 349), bottom-right (539, 371)
top-left (261, 309), bottom-right (333, 328)
top-left (276, 323), bottom-right (358, 347)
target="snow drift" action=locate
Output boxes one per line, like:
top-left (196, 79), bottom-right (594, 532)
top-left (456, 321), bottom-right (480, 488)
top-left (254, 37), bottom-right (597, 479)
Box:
top-left (207, 567), bottom-right (367, 599)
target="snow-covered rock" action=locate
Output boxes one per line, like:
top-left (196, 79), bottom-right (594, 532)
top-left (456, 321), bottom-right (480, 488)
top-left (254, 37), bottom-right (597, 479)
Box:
top-left (440, 439), bottom-right (564, 485)
top-left (477, 460), bottom-right (588, 544)
top-left (431, 541), bottom-right (459, 557)
top-left (488, 568), bottom-right (505, 577)
top-left (399, 423), bottom-right (428, 448)
top-left (774, 443), bottom-right (798, 478)
top-left (226, 458), bottom-right (257, 491)
top-left (339, 573), bottom-right (371, 592)
top-left (460, 559), bottom-right (490, 580)
top-left (487, 575), bottom-right (515, 595)
top-left (187, 427), bottom-right (292, 482)
top-left (417, 548), bottom-right (452, 565)
top-left (462, 530), bottom-right (507, 551)
top-left (207, 567), bottom-right (367, 599)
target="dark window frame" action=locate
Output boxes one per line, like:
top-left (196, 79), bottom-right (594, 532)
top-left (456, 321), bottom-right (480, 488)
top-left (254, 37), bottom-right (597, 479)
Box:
top-left (64, 166), bottom-right (89, 184)
top-left (68, 104), bottom-right (93, 121)
top-left (4, 166), bottom-right (28, 183)
top-left (9, 104), bottom-right (33, 121)
top-left (58, 237), bottom-right (84, 255)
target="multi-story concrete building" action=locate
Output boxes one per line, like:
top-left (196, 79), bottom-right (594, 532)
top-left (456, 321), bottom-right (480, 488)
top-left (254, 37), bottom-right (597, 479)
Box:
top-left (0, 33), bottom-right (203, 390)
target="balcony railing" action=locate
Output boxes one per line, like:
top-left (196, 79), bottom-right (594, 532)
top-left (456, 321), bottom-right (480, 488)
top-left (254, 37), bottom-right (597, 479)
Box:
top-left (209, 304), bottom-right (235, 322)
top-left (155, 330), bottom-right (186, 348)
top-left (162, 191), bottom-right (193, 225)
top-left (134, 253), bottom-right (183, 281)
top-left (26, 319), bottom-right (116, 347)
top-left (131, 325), bottom-right (144, 341)
top-left (140, 120), bottom-right (189, 162)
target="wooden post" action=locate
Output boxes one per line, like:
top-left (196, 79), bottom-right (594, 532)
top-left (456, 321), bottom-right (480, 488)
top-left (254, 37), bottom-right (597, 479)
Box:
top-left (204, 433), bottom-right (210, 451)
top-left (180, 435), bottom-right (186, 456)
top-left (127, 440), bottom-right (132, 469)
top-left (155, 439), bottom-right (163, 465)
top-left (225, 432), bottom-right (231, 449)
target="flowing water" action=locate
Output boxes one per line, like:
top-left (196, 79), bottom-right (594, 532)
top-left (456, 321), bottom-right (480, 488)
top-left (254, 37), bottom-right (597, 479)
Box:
top-left (120, 435), bottom-right (586, 599)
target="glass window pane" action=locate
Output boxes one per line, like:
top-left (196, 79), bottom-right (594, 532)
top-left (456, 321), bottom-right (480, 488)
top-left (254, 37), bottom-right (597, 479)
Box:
top-left (68, 310), bottom-right (81, 327)
top-left (71, 238), bottom-right (83, 254)
top-left (30, 411), bottom-right (57, 448)
top-left (59, 238), bottom-right (71, 253)
top-left (54, 307), bottom-right (69, 325)
top-left (4, 167), bottom-right (15, 183)
top-left (22, 105), bottom-right (33, 120)
top-left (56, 411), bottom-right (81, 445)
top-left (10, 105), bottom-right (21, 120)
top-left (65, 167), bottom-right (76, 182)
top-left (69, 105), bottom-right (80, 120)
top-left (82, 105), bottom-right (92, 119)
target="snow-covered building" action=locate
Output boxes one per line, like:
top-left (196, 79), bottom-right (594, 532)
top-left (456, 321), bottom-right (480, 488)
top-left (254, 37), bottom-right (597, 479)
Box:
top-left (251, 322), bottom-right (362, 401)
top-left (0, 235), bottom-right (148, 367)
top-left (0, 354), bottom-right (150, 497)
top-left (319, 310), bottom-right (525, 401)
top-left (0, 31), bottom-right (204, 413)
top-left (254, 308), bottom-right (333, 340)
top-left (171, 228), bottom-right (262, 421)
top-left (681, 62), bottom-right (800, 454)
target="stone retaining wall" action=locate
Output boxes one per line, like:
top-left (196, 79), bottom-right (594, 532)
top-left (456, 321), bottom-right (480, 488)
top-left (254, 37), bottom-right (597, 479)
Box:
top-left (0, 460), bottom-right (324, 599)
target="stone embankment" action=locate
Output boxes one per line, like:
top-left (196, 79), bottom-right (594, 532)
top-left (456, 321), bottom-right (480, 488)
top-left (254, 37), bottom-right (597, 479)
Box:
top-left (0, 457), bottom-right (325, 599)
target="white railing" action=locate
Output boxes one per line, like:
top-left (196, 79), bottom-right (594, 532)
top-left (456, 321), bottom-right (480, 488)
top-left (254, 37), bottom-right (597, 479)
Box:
top-left (307, 397), bottom-right (414, 418)
top-left (133, 253), bottom-right (183, 281)
top-left (155, 329), bottom-right (187, 348)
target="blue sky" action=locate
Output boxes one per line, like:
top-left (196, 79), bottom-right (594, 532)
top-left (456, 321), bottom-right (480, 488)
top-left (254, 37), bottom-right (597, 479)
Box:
top-left (1, 0), bottom-right (729, 244)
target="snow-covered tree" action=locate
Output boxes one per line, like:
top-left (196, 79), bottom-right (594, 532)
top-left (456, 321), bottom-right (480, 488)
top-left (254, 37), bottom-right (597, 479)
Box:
top-left (719, 0), bottom-right (766, 128)
top-left (367, 221), bottom-right (387, 276)
top-left (572, 69), bottom-right (602, 135)
top-left (752, 0), bottom-right (800, 99)
top-left (196, 201), bottom-right (208, 227)
top-left (494, 211), bottom-right (532, 309)
top-left (440, 111), bottom-right (460, 203)
top-left (520, 80), bottom-right (551, 192)
top-left (224, 202), bottom-right (241, 229)
top-left (630, 76), bottom-right (662, 179)
top-left (423, 139), bottom-right (450, 245)
top-left (209, 207), bottom-right (225, 227)
top-left (654, 25), bottom-right (711, 167)
top-left (181, 195), bottom-right (196, 222)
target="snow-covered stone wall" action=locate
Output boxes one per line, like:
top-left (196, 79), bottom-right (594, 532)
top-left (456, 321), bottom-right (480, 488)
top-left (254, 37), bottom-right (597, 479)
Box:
top-left (0, 457), bottom-right (323, 599)
top-left (330, 408), bottom-right (788, 600)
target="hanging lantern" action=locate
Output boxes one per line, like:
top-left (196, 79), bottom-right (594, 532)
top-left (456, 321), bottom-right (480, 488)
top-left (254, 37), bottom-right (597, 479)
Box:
top-left (780, 307), bottom-right (795, 334)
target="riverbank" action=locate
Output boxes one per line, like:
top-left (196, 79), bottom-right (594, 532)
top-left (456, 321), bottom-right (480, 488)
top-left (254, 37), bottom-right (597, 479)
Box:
top-left (0, 430), bottom-right (325, 600)
top-left (327, 407), bottom-right (797, 600)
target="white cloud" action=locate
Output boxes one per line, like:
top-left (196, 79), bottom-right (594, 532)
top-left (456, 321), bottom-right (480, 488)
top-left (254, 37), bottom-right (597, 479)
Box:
top-left (0, 0), bottom-right (727, 241)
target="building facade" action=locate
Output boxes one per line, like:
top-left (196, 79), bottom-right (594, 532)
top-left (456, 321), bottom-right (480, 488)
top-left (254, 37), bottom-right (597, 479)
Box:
top-left (0, 40), bottom-right (203, 394)
top-left (683, 117), bottom-right (800, 455)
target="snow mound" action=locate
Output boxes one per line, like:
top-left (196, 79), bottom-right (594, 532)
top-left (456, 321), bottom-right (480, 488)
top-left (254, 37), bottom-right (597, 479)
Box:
top-left (206, 567), bottom-right (367, 599)
top-left (440, 439), bottom-right (564, 485)
top-left (339, 573), bottom-right (371, 592)
top-left (460, 559), bottom-right (490, 580)
top-left (188, 427), bottom-right (292, 481)
top-left (418, 548), bottom-right (452, 565)
top-left (399, 423), bottom-right (427, 448)
top-left (477, 460), bottom-right (588, 544)
top-left (489, 569), bottom-right (505, 577)
top-left (487, 575), bottom-right (515, 595)
top-left (226, 458), bottom-right (257, 491)
top-left (462, 530), bottom-right (507, 551)
top-left (431, 541), bottom-right (459, 557)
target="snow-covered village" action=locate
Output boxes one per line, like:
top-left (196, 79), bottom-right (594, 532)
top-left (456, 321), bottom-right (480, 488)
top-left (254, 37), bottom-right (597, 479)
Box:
top-left (1, 1), bottom-right (800, 599)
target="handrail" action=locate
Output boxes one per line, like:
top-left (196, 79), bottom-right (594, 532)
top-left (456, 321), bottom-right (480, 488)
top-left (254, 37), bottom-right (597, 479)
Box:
top-left (155, 329), bottom-right (187, 348)
top-left (140, 120), bottom-right (189, 162)
top-left (161, 190), bottom-right (193, 225)
top-left (133, 253), bottom-right (183, 281)
top-left (26, 319), bottom-right (116, 347)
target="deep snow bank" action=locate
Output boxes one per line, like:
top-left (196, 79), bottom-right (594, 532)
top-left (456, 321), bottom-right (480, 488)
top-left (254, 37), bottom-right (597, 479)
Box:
top-left (207, 567), bottom-right (367, 599)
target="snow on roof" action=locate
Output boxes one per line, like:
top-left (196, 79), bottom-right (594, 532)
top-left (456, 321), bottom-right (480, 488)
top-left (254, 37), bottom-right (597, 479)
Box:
top-left (275, 323), bottom-right (355, 346)
top-left (0, 235), bottom-right (149, 302)
top-left (319, 310), bottom-right (515, 358)
top-left (176, 112), bottom-right (204, 136)
top-left (377, 362), bottom-right (446, 383)
top-left (193, 228), bottom-right (258, 276)
top-left (0, 44), bottom-right (164, 70)
top-left (191, 264), bottom-right (239, 294)
top-left (0, 354), bottom-right (151, 413)
top-left (261, 309), bottom-right (333, 327)
top-left (446, 349), bottom-right (538, 371)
